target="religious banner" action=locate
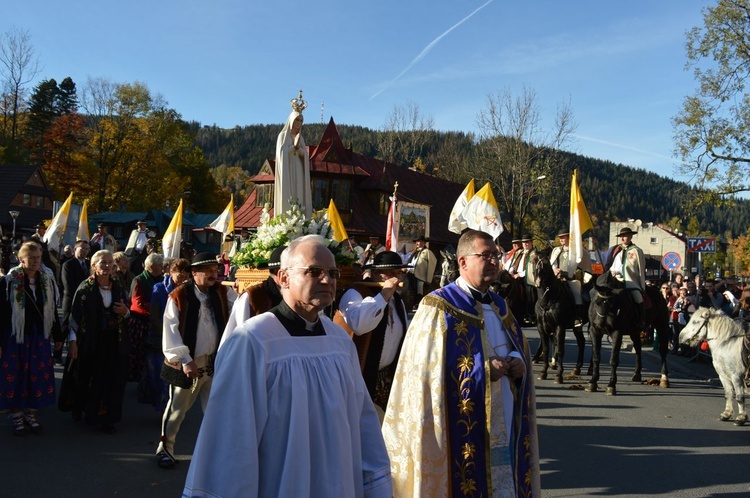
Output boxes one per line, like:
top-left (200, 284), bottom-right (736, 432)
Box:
top-left (398, 202), bottom-right (430, 242)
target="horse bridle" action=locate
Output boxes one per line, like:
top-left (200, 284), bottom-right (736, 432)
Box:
top-left (692, 313), bottom-right (712, 341)
top-left (593, 292), bottom-right (620, 318)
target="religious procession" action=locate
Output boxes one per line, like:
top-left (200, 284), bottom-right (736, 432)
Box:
top-left (2, 90), bottom-right (749, 498)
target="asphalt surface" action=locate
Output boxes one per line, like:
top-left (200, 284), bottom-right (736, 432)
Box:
top-left (0, 324), bottom-right (739, 497)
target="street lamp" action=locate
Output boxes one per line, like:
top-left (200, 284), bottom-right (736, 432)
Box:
top-left (9, 210), bottom-right (20, 239)
top-left (517, 175), bottom-right (547, 237)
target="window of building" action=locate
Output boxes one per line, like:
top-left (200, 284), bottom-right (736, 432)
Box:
top-left (379, 193), bottom-right (389, 216)
top-left (23, 194), bottom-right (30, 205)
top-left (312, 179), bottom-right (329, 210)
top-left (312, 179), bottom-right (351, 212)
top-left (255, 184), bottom-right (274, 207)
top-left (650, 237), bottom-right (658, 244)
top-left (206, 231), bottom-right (221, 246)
top-left (330, 179), bottom-right (350, 211)
top-left (36, 196), bottom-right (44, 208)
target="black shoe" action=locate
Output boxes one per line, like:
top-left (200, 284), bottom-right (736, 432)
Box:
top-left (157, 450), bottom-right (177, 469)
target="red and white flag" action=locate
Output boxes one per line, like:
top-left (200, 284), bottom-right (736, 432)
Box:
top-left (385, 194), bottom-right (399, 251)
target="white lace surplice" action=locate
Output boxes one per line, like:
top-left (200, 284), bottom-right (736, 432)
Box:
top-left (183, 313), bottom-right (392, 498)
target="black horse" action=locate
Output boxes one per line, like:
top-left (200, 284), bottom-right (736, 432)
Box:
top-left (587, 273), bottom-right (670, 395)
top-left (533, 255), bottom-right (587, 383)
top-left (489, 269), bottom-right (526, 323)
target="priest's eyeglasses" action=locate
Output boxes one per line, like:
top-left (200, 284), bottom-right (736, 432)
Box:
top-left (467, 251), bottom-right (501, 262)
top-left (286, 266), bottom-right (341, 280)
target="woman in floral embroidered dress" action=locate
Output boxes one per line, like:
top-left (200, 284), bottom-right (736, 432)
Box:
top-left (62, 250), bottom-right (130, 433)
top-left (0, 242), bottom-right (63, 436)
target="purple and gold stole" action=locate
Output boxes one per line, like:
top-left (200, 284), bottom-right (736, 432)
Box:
top-left (436, 282), bottom-right (534, 497)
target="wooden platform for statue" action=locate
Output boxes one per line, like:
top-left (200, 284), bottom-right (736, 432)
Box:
top-left (233, 266), bottom-right (363, 295)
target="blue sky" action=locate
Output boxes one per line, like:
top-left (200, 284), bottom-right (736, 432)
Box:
top-left (4, 0), bottom-right (709, 180)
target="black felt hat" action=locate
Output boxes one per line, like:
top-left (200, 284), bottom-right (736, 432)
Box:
top-left (364, 250), bottom-right (407, 270)
top-left (557, 230), bottom-right (570, 238)
top-left (414, 235), bottom-right (429, 242)
top-left (617, 227), bottom-right (637, 237)
top-left (521, 234), bottom-right (533, 242)
top-left (191, 252), bottom-right (219, 267)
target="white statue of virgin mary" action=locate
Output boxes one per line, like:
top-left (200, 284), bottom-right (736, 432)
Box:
top-left (274, 91), bottom-right (312, 218)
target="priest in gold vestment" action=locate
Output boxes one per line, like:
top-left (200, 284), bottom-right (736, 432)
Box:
top-left (382, 229), bottom-right (541, 497)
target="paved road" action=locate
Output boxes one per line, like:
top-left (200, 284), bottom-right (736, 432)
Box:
top-left (527, 326), bottom-right (750, 497)
top-left (0, 326), bottom-right (747, 497)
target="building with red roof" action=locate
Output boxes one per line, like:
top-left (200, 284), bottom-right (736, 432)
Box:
top-left (234, 118), bottom-right (471, 247)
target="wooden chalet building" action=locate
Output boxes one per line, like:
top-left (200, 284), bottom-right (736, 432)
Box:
top-left (234, 118), bottom-right (467, 250)
top-left (0, 165), bottom-right (55, 236)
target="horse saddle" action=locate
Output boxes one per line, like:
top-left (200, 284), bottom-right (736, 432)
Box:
top-left (594, 272), bottom-right (624, 297)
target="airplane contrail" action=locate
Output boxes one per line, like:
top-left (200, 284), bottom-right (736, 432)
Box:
top-left (572, 133), bottom-right (690, 166)
top-left (370, 0), bottom-right (494, 100)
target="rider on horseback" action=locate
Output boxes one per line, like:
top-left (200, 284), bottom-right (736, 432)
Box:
top-left (550, 230), bottom-right (592, 326)
top-left (502, 238), bottom-right (523, 273)
top-left (516, 235), bottom-right (538, 326)
top-left (606, 226), bottom-right (646, 330)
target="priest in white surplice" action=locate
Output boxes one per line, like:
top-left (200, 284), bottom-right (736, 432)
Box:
top-left (183, 235), bottom-right (392, 498)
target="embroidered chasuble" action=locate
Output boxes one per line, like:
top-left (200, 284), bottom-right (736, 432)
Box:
top-left (381, 281), bottom-right (541, 498)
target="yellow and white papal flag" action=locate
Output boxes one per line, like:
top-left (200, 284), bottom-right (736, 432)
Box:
top-left (461, 182), bottom-right (504, 240)
top-left (208, 195), bottom-right (235, 237)
top-left (43, 191), bottom-right (73, 251)
top-left (448, 179), bottom-right (475, 234)
top-left (568, 169), bottom-right (594, 275)
top-left (327, 199), bottom-right (349, 242)
top-left (76, 200), bottom-right (90, 242)
top-left (162, 199), bottom-right (184, 259)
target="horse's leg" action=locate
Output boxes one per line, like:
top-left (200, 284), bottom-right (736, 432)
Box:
top-left (586, 326), bottom-right (602, 393)
top-left (607, 331), bottom-right (623, 396)
top-left (572, 323), bottom-right (585, 376)
top-left (631, 331), bottom-right (642, 383)
top-left (718, 371), bottom-right (735, 421)
top-left (554, 325), bottom-right (565, 384)
top-left (731, 371), bottom-right (747, 426)
top-left (531, 342), bottom-right (543, 364)
top-left (538, 324), bottom-right (549, 381)
top-left (658, 323), bottom-right (670, 388)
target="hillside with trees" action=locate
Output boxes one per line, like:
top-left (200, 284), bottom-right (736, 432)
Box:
top-left (193, 121), bottom-right (750, 243)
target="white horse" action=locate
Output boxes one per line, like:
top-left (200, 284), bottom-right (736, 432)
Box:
top-left (439, 247), bottom-right (458, 287)
top-left (679, 307), bottom-right (748, 426)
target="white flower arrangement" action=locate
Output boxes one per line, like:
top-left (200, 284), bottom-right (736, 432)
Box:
top-left (233, 203), bottom-right (358, 268)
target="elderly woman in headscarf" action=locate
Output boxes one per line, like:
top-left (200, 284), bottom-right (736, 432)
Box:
top-left (0, 242), bottom-right (63, 436)
top-left (63, 249), bottom-right (130, 433)
top-left (274, 107), bottom-right (312, 217)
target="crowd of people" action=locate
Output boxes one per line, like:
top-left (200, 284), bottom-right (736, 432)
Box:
top-left (3, 211), bottom-right (750, 496)
top-left (0, 224), bottom-right (542, 497)
top-left (662, 272), bottom-right (748, 356)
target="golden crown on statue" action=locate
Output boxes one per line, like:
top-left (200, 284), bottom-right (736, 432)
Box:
top-left (290, 89), bottom-right (307, 113)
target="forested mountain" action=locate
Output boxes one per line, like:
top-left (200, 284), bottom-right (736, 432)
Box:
top-left (191, 122), bottom-right (750, 240)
